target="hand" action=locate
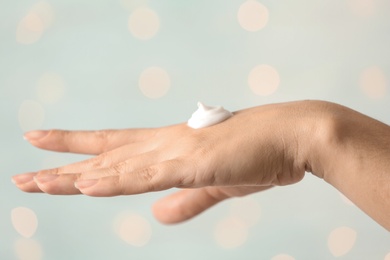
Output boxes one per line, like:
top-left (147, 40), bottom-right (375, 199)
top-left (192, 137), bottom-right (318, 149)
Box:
top-left (12, 100), bottom-right (390, 230)
top-left (13, 101), bottom-right (317, 223)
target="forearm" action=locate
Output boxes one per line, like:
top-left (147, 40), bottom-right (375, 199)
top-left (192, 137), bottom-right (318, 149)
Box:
top-left (308, 102), bottom-right (390, 231)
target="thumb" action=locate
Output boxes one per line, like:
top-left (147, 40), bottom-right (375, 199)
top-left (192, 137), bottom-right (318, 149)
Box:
top-left (152, 186), bottom-right (273, 224)
top-left (152, 187), bottom-right (229, 224)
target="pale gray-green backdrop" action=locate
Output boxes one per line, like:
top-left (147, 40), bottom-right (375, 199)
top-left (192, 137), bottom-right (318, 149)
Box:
top-left (1, 0), bottom-right (389, 259)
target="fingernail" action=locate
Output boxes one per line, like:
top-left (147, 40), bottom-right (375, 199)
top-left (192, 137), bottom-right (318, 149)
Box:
top-left (24, 130), bottom-right (49, 141)
top-left (34, 174), bottom-right (59, 183)
top-left (75, 179), bottom-right (98, 189)
top-left (12, 173), bottom-right (36, 185)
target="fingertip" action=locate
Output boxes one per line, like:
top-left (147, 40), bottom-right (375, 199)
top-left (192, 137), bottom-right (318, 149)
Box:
top-left (152, 202), bottom-right (182, 225)
top-left (152, 190), bottom-right (197, 224)
top-left (12, 173), bottom-right (43, 193)
top-left (152, 199), bottom-right (175, 224)
top-left (12, 172), bottom-right (36, 185)
top-left (23, 130), bottom-right (60, 152)
top-left (23, 130), bottom-right (50, 142)
top-left (23, 129), bottom-right (73, 152)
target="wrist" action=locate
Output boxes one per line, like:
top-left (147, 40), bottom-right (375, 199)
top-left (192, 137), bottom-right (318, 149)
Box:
top-left (303, 101), bottom-right (390, 230)
top-left (294, 100), bottom-right (343, 181)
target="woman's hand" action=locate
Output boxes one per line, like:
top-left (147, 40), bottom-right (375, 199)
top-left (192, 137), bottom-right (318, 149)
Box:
top-left (13, 101), bottom-right (317, 223)
top-left (13, 100), bottom-right (390, 229)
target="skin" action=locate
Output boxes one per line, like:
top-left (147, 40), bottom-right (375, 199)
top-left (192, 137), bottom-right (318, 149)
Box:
top-left (12, 100), bottom-right (390, 230)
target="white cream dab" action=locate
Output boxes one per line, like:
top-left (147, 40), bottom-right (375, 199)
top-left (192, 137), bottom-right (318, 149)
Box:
top-left (187, 102), bottom-right (233, 129)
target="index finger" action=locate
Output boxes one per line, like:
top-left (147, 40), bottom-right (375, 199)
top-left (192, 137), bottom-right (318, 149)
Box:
top-left (24, 128), bottom-right (158, 155)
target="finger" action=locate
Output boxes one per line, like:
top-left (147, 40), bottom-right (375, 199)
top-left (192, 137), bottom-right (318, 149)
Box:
top-left (75, 159), bottom-right (188, 197)
top-left (153, 188), bottom-right (228, 224)
top-left (23, 128), bottom-right (157, 155)
top-left (41, 142), bottom-right (155, 175)
top-left (78, 151), bottom-right (160, 180)
top-left (12, 138), bottom-right (153, 191)
top-left (32, 150), bottom-right (160, 195)
top-left (13, 172), bottom-right (81, 195)
top-left (13, 142), bottom-right (153, 193)
top-left (34, 174), bottom-right (81, 195)
top-left (12, 173), bottom-right (42, 193)
top-left (152, 186), bottom-right (272, 224)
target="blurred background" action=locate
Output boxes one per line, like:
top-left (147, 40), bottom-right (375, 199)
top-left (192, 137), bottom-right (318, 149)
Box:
top-left (1, 0), bottom-right (389, 259)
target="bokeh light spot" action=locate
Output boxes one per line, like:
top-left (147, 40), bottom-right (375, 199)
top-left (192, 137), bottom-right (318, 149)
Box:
top-left (248, 64), bottom-right (280, 96)
top-left (359, 66), bottom-right (387, 99)
top-left (139, 67), bottom-right (171, 99)
top-left (237, 0), bottom-right (269, 32)
top-left (16, 13), bottom-right (44, 44)
top-left (271, 254), bottom-right (295, 260)
top-left (229, 197), bottom-right (261, 227)
top-left (36, 72), bottom-right (66, 104)
top-left (31, 1), bottom-right (55, 29)
top-left (14, 238), bottom-right (43, 260)
top-left (214, 217), bottom-right (248, 249)
top-left (128, 7), bottom-right (160, 40)
top-left (11, 207), bottom-right (38, 238)
top-left (328, 226), bottom-right (357, 257)
top-left (113, 212), bottom-right (152, 247)
top-left (346, 0), bottom-right (377, 17)
top-left (18, 100), bottom-right (45, 132)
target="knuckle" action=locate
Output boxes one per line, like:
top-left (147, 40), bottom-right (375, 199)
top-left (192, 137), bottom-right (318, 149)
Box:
top-left (94, 130), bottom-right (111, 152)
top-left (177, 172), bottom-right (195, 188)
top-left (112, 162), bottom-right (127, 175)
top-left (140, 167), bottom-right (157, 182)
top-left (177, 177), bottom-right (194, 188)
top-left (137, 166), bottom-right (159, 191)
top-left (166, 159), bottom-right (193, 188)
top-left (172, 163), bottom-right (192, 187)
top-left (117, 165), bottom-right (160, 195)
